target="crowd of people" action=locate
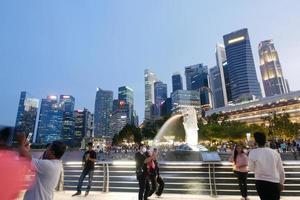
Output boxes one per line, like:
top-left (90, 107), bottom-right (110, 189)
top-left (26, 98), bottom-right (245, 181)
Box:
top-left (218, 139), bottom-right (300, 154)
top-left (0, 127), bottom-right (290, 200)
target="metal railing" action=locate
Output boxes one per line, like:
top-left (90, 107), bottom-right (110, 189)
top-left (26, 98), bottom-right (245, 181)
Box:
top-left (63, 160), bottom-right (300, 197)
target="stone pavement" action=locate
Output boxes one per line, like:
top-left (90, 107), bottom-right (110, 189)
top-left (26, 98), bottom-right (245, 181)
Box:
top-left (44, 191), bottom-right (299, 200)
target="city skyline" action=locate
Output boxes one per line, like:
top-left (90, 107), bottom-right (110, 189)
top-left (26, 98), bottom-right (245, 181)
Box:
top-left (1, 1), bottom-right (300, 126)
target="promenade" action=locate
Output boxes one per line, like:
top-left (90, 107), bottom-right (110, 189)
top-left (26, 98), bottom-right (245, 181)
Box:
top-left (18, 191), bottom-right (299, 200)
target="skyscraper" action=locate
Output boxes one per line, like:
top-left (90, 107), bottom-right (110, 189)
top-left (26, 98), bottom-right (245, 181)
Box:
top-left (259, 40), bottom-right (290, 97)
top-left (144, 69), bottom-right (157, 121)
top-left (215, 44), bottom-right (228, 105)
top-left (161, 97), bottom-right (172, 116)
top-left (14, 91), bottom-right (39, 143)
top-left (191, 65), bottom-right (210, 107)
top-left (94, 88), bottom-right (113, 137)
top-left (185, 65), bottom-right (199, 91)
top-left (223, 28), bottom-right (262, 102)
top-left (36, 96), bottom-right (63, 144)
top-left (74, 108), bottom-right (93, 147)
top-left (171, 90), bottom-right (201, 114)
top-left (118, 86), bottom-right (134, 124)
top-left (209, 66), bottom-right (225, 108)
top-left (185, 64), bottom-right (210, 107)
top-left (154, 81), bottom-right (168, 117)
top-left (110, 100), bottom-right (129, 136)
top-left (118, 86), bottom-right (134, 105)
top-left (59, 95), bottom-right (75, 146)
top-left (172, 73), bottom-right (183, 92)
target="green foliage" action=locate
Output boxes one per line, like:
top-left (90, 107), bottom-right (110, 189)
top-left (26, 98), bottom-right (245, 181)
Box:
top-left (112, 124), bottom-right (142, 145)
top-left (200, 112), bottom-right (299, 141)
top-left (263, 113), bottom-right (299, 139)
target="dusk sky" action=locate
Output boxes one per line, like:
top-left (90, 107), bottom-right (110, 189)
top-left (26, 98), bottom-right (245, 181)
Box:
top-left (1, 0), bottom-right (300, 126)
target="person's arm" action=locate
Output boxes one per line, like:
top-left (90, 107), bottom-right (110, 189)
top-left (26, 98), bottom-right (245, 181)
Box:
top-left (277, 153), bottom-right (285, 186)
top-left (247, 151), bottom-right (255, 172)
top-left (31, 158), bottom-right (52, 174)
top-left (17, 132), bottom-right (32, 160)
top-left (87, 151), bottom-right (97, 162)
top-left (228, 152), bottom-right (234, 163)
top-left (144, 152), bottom-right (157, 164)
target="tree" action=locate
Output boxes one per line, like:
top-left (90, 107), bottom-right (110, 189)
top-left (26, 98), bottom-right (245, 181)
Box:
top-left (263, 112), bottom-right (299, 139)
top-left (112, 124), bottom-right (142, 145)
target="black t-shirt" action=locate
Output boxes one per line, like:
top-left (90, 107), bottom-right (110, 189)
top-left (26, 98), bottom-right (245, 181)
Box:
top-left (135, 152), bottom-right (147, 175)
top-left (83, 150), bottom-right (97, 170)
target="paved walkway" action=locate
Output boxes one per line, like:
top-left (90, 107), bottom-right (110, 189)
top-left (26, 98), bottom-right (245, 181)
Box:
top-left (36, 191), bottom-right (298, 200)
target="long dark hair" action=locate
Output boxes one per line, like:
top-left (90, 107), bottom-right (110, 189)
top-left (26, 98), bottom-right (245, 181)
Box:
top-left (233, 144), bottom-right (244, 164)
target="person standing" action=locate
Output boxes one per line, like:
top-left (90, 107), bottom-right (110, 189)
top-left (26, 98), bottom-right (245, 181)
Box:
top-left (17, 133), bottom-right (66, 200)
top-left (230, 144), bottom-right (249, 200)
top-left (148, 148), bottom-right (164, 198)
top-left (248, 132), bottom-right (285, 200)
top-left (135, 144), bottom-right (156, 200)
top-left (72, 142), bottom-right (97, 197)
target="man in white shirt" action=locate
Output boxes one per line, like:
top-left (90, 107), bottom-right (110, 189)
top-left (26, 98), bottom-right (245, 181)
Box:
top-left (248, 132), bottom-right (285, 200)
top-left (18, 133), bottom-right (66, 200)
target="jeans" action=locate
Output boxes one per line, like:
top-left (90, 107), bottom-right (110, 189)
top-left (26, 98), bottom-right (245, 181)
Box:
top-left (255, 180), bottom-right (280, 200)
top-left (76, 168), bottom-right (94, 192)
top-left (137, 174), bottom-right (150, 200)
top-left (234, 171), bottom-right (248, 198)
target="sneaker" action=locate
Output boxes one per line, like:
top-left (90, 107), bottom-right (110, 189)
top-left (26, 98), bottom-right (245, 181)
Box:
top-left (84, 191), bottom-right (89, 197)
top-left (72, 191), bottom-right (81, 197)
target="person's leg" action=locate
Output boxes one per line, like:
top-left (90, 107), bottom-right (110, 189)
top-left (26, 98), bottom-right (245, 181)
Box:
top-left (76, 169), bottom-right (89, 192)
top-left (240, 172), bottom-right (248, 198)
top-left (138, 175), bottom-right (146, 200)
top-left (86, 170), bottom-right (94, 194)
top-left (144, 176), bottom-right (150, 200)
top-left (256, 180), bottom-right (280, 200)
top-left (155, 175), bottom-right (165, 196)
top-left (148, 175), bottom-right (157, 197)
top-left (234, 171), bottom-right (244, 198)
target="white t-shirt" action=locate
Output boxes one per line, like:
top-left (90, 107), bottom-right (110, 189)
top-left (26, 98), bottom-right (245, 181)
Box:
top-left (248, 147), bottom-right (285, 184)
top-left (23, 158), bottom-right (63, 200)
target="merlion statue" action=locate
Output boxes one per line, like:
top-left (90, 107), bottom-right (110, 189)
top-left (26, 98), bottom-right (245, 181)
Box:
top-left (182, 107), bottom-right (199, 146)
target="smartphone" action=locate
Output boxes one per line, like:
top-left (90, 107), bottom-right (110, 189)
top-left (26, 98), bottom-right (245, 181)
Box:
top-left (27, 132), bottom-right (33, 143)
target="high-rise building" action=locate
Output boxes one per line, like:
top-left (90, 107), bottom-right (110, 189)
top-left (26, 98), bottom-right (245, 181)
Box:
top-left (74, 108), bottom-right (93, 147)
top-left (209, 66), bottom-right (225, 108)
top-left (110, 100), bottom-right (130, 136)
top-left (133, 110), bottom-right (139, 127)
top-left (14, 91), bottom-right (39, 143)
top-left (223, 28), bottom-right (262, 102)
top-left (154, 81), bottom-right (168, 117)
top-left (94, 88), bottom-right (113, 137)
top-left (185, 64), bottom-right (199, 91)
top-left (185, 64), bottom-right (210, 107)
top-left (171, 90), bottom-right (201, 114)
top-left (215, 44), bottom-right (228, 105)
top-left (161, 97), bottom-right (172, 116)
top-left (172, 73), bottom-right (183, 92)
top-left (259, 40), bottom-right (290, 97)
top-left (118, 86), bottom-right (134, 124)
top-left (59, 95), bottom-right (75, 146)
top-left (144, 69), bottom-right (157, 121)
top-left (118, 86), bottom-right (134, 105)
top-left (36, 96), bottom-right (63, 144)
top-left (190, 65), bottom-right (210, 107)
